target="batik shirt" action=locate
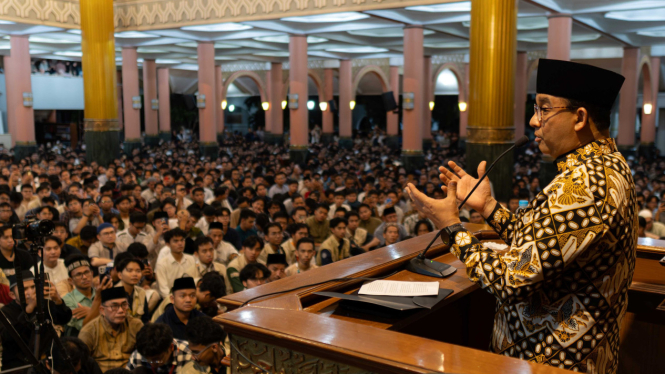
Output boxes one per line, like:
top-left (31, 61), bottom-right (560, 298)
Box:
top-left (450, 138), bottom-right (636, 374)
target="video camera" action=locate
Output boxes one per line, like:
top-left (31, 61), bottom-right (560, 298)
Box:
top-left (12, 218), bottom-right (55, 242)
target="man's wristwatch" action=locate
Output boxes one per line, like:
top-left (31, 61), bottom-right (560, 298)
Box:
top-left (441, 223), bottom-right (465, 245)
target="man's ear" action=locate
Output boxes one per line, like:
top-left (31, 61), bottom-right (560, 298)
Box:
top-left (574, 107), bottom-right (590, 132)
top-left (169, 294), bottom-right (174, 304)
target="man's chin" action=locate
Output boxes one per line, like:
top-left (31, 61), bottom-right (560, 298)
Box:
top-left (538, 142), bottom-right (551, 156)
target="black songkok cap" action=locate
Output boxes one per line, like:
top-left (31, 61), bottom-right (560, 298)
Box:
top-left (101, 287), bottom-right (127, 303)
top-left (208, 222), bottom-right (224, 231)
top-left (382, 206), bottom-right (397, 216)
top-left (153, 211), bottom-right (168, 221)
top-left (537, 59), bottom-right (625, 109)
top-left (267, 253), bottom-right (287, 266)
top-left (171, 277), bottom-right (196, 292)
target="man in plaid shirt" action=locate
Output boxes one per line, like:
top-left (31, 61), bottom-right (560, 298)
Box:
top-left (127, 323), bottom-right (192, 374)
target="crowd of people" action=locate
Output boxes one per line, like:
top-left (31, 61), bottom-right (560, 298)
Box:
top-left (0, 131), bottom-right (657, 374)
top-left (32, 59), bottom-right (82, 77)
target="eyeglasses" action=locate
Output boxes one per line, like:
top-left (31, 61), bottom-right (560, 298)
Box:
top-left (103, 302), bottom-right (130, 311)
top-left (191, 343), bottom-right (222, 360)
top-left (71, 269), bottom-right (92, 279)
top-left (534, 104), bottom-right (576, 123)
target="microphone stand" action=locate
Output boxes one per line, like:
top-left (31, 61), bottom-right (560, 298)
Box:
top-left (406, 136), bottom-right (529, 278)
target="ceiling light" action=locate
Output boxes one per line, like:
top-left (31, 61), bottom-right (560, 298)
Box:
top-left (606, 7), bottom-right (665, 21)
top-left (115, 31), bottom-right (158, 38)
top-left (54, 51), bottom-right (83, 57)
top-left (29, 34), bottom-right (81, 44)
top-left (638, 30), bottom-right (665, 37)
top-left (0, 20), bottom-right (15, 25)
top-left (176, 41), bottom-right (237, 48)
top-left (348, 28), bottom-right (435, 38)
top-left (155, 59), bottom-right (181, 64)
top-left (253, 51), bottom-right (290, 57)
top-left (463, 16), bottom-right (548, 30)
top-left (29, 50), bottom-right (48, 55)
top-left (253, 35), bottom-right (328, 44)
top-left (282, 12), bottom-right (369, 23)
top-left (307, 101), bottom-right (315, 110)
top-left (319, 102), bottom-right (328, 111)
top-left (137, 47), bottom-right (169, 53)
top-left (425, 41), bottom-right (469, 48)
top-left (518, 33), bottom-right (601, 43)
top-left (407, 1), bottom-right (471, 13)
top-left (214, 56), bottom-right (236, 60)
top-left (325, 46), bottom-right (388, 53)
top-left (228, 104), bottom-right (235, 112)
top-left (181, 23), bottom-right (252, 32)
top-left (67, 29), bottom-right (81, 35)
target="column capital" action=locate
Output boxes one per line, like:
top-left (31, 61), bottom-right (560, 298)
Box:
top-left (547, 13), bottom-right (572, 19)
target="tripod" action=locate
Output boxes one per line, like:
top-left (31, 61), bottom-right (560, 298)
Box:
top-left (0, 237), bottom-right (75, 374)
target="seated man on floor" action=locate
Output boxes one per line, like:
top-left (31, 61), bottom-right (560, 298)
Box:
top-left (155, 277), bottom-right (207, 340)
top-left (285, 238), bottom-right (318, 277)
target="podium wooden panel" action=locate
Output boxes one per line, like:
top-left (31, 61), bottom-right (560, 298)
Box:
top-left (216, 224), bottom-right (665, 373)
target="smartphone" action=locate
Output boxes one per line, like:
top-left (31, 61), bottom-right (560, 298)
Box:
top-left (386, 198), bottom-right (392, 204)
top-left (99, 264), bottom-right (113, 282)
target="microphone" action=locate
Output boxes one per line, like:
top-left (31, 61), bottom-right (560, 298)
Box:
top-left (405, 135), bottom-right (530, 278)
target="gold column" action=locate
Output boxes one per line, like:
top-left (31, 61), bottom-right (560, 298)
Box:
top-left (80, 0), bottom-right (119, 165)
top-left (466, 0), bottom-right (517, 200)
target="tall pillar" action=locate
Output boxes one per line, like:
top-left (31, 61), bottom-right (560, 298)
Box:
top-left (157, 68), bottom-right (171, 142)
top-left (4, 36), bottom-right (35, 159)
top-left (215, 65), bottom-right (224, 143)
top-left (143, 59), bottom-right (159, 146)
top-left (401, 26), bottom-right (425, 171)
top-left (322, 68), bottom-right (334, 143)
top-left (267, 62), bottom-right (283, 145)
top-left (514, 51), bottom-right (528, 140)
top-left (339, 60), bottom-right (353, 148)
top-left (289, 35), bottom-right (308, 163)
top-left (121, 47), bottom-right (141, 154)
top-left (422, 56), bottom-right (433, 150)
top-left (198, 42), bottom-right (219, 158)
top-left (81, 0), bottom-right (119, 165)
top-left (460, 63), bottom-right (469, 140)
top-left (117, 70), bottom-right (123, 131)
top-left (547, 14), bottom-right (572, 61)
top-left (641, 57), bottom-right (660, 147)
top-left (467, 0), bottom-right (517, 201)
top-left (386, 66), bottom-right (400, 148)
top-left (618, 47), bottom-right (639, 149)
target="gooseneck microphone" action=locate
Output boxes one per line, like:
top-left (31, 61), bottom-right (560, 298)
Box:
top-left (406, 135), bottom-right (530, 278)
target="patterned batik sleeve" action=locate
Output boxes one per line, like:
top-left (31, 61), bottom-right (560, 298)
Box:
top-left (450, 162), bottom-right (614, 304)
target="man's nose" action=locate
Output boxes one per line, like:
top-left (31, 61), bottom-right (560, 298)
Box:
top-left (528, 113), bottom-right (539, 128)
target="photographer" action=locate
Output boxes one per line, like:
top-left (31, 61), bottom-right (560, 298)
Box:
top-left (1, 270), bottom-right (72, 373)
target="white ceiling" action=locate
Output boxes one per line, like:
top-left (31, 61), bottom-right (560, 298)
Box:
top-left (2, 1), bottom-right (665, 95)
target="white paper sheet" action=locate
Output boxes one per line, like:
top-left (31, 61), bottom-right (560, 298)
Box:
top-left (358, 280), bottom-right (440, 297)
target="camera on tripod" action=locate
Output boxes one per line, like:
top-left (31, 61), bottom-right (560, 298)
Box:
top-left (12, 219), bottom-right (55, 242)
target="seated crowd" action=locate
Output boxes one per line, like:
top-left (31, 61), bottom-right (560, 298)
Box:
top-left (0, 134), bottom-right (468, 374)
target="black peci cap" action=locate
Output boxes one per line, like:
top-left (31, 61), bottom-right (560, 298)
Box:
top-left (537, 59), bottom-right (625, 109)
top-left (171, 277), bottom-right (196, 292)
top-left (101, 287), bottom-right (127, 303)
top-left (267, 253), bottom-right (287, 266)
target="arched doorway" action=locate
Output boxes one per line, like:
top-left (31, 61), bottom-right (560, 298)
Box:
top-left (638, 60), bottom-right (655, 147)
top-left (351, 66), bottom-right (390, 137)
top-left (432, 64), bottom-right (464, 139)
top-left (221, 71), bottom-right (268, 135)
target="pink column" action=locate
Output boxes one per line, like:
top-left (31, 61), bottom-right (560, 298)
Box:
top-left (402, 26), bottom-right (424, 152)
top-left (618, 47), bottom-right (639, 147)
top-left (460, 63), bottom-right (469, 138)
top-left (422, 56), bottom-right (432, 141)
top-left (215, 65), bottom-right (224, 137)
top-left (117, 70), bottom-right (124, 130)
top-left (387, 66), bottom-right (399, 136)
top-left (514, 51), bottom-right (527, 140)
top-left (121, 47), bottom-right (141, 142)
top-left (339, 60), bottom-right (352, 139)
top-left (322, 68), bottom-right (334, 136)
top-left (4, 35), bottom-right (34, 147)
top-left (269, 62), bottom-right (283, 136)
top-left (157, 68), bottom-right (171, 140)
top-left (197, 42), bottom-right (216, 144)
top-left (641, 57), bottom-right (660, 144)
top-left (547, 14), bottom-right (572, 61)
top-left (289, 35), bottom-right (308, 148)
top-left (143, 59), bottom-right (158, 142)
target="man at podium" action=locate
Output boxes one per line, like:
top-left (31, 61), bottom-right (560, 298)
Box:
top-left (407, 59), bottom-right (637, 374)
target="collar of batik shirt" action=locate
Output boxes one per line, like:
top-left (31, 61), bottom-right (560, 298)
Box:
top-left (554, 138), bottom-right (618, 174)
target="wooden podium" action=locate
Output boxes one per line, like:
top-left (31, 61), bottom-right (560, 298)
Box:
top-left (216, 224), bottom-right (665, 374)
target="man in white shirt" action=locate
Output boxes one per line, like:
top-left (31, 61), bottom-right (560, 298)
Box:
top-left (207, 222), bottom-right (238, 266)
top-left (116, 212), bottom-right (156, 254)
top-left (155, 228), bottom-right (196, 298)
top-left (268, 172), bottom-right (289, 198)
top-left (328, 191), bottom-right (351, 220)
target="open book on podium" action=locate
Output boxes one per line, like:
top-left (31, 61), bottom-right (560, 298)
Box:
top-left (216, 223), bottom-right (665, 374)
